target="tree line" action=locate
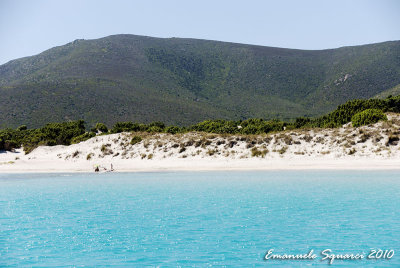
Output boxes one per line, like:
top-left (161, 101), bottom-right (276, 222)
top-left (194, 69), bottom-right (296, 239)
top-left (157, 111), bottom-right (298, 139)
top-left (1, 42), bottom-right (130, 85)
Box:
top-left (2, 95), bottom-right (399, 153)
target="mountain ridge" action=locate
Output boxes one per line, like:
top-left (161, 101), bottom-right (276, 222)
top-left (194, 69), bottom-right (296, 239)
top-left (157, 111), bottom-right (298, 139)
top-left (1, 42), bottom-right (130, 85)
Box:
top-left (1, 34), bottom-right (400, 128)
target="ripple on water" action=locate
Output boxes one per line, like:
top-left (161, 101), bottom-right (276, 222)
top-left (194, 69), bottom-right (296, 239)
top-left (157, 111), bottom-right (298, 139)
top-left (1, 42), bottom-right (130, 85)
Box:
top-left (0, 171), bottom-right (399, 266)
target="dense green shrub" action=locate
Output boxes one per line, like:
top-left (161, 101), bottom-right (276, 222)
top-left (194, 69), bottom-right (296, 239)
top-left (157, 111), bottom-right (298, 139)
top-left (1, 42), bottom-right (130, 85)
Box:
top-left (40, 120), bottom-right (85, 145)
top-left (111, 122), bottom-right (148, 133)
top-left (188, 118), bottom-right (286, 135)
top-left (2, 139), bottom-right (19, 151)
top-left (164, 126), bottom-right (182, 134)
top-left (17, 125), bottom-right (27, 131)
top-left (190, 120), bottom-right (239, 134)
top-left (111, 122), bottom-right (137, 133)
top-left (292, 117), bottom-right (311, 128)
top-left (110, 121), bottom-right (169, 133)
top-left (148, 121), bottom-right (165, 129)
top-left (0, 127), bottom-right (29, 151)
top-left (92, 123), bottom-right (108, 133)
top-left (0, 120), bottom-right (93, 153)
top-left (147, 126), bottom-right (163, 133)
top-left (71, 132), bottom-right (96, 144)
top-left (241, 119), bottom-right (285, 134)
top-left (22, 120), bottom-right (86, 153)
top-left (291, 95), bottom-right (400, 128)
top-left (130, 136), bottom-right (142, 145)
top-left (351, 109), bottom-right (387, 127)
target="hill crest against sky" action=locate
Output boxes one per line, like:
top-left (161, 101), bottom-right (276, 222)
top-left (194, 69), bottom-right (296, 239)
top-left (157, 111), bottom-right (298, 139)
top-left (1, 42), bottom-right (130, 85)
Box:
top-left (0, 34), bottom-right (400, 128)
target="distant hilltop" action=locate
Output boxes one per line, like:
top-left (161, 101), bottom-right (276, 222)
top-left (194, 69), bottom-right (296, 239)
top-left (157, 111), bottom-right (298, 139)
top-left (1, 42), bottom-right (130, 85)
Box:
top-left (0, 34), bottom-right (400, 128)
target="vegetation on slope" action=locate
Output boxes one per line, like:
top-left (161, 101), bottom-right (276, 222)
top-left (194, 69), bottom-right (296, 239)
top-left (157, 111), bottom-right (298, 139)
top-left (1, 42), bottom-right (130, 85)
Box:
top-left (351, 109), bottom-right (387, 127)
top-left (0, 35), bottom-right (399, 128)
top-left (1, 95), bottom-right (398, 153)
top-left (0, 121), bottom-right (86, 153)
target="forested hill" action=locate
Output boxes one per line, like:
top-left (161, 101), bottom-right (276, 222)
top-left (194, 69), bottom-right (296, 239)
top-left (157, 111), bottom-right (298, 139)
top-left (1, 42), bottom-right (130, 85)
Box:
top-left (0, 34), bottom-right (399, 128)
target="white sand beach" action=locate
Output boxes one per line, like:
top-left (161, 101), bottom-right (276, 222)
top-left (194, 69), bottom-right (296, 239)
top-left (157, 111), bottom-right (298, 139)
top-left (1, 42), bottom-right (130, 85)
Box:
top-left (1, 114), bottom-right (400, 173)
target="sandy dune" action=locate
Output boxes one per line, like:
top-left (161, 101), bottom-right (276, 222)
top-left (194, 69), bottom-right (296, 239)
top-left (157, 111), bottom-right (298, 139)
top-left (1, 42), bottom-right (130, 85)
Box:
top-left (1, 114), bottom-right (400, 173)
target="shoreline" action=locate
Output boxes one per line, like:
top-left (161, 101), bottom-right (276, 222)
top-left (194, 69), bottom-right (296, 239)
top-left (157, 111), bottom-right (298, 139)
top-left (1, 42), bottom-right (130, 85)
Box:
top-left (1, 158), bottom-right (400, 173)
top-left (2, 115), bottom-right (400, 174)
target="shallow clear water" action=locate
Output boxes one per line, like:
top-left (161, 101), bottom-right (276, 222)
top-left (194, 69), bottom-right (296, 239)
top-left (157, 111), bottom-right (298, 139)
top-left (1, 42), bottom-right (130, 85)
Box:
top-left (0, 171), bottom-right (399, 267)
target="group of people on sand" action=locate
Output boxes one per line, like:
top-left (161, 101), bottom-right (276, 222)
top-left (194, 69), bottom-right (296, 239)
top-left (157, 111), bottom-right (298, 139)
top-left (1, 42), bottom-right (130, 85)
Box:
top-left (94, 163), bottom-right (114, 172)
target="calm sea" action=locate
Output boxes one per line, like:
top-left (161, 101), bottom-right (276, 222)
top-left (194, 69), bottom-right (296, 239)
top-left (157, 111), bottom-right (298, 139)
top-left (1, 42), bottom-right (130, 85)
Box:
top-left (0, 171), bottom-right (399, 267)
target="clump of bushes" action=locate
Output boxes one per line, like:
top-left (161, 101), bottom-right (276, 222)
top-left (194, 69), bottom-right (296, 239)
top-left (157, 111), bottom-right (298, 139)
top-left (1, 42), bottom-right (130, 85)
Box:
top-left (110, 121), bottom-right (184, 134)
top-left (190, 119), bottom-right (238, 134)
top-left (0, 121), bottom-right (87, 153)
top-left (17, 125), bottom-right (27, 131)
top-left (71, 132), bottom-right (95, 144)
top-left (130, 136), bottom-right (142, 145)
top-left (351, 109), bottom-right (387, 127)
top-left (251, 147), bottom-right (268, 157)
top-left (278, 146), bottom-right (288, 154)
top-left (111, 122), bottom-right (147, 133)
top-left (282, 135), bottom-right (293, 145)
top-left (386, 135), bottom-right (399, 146)
top-left (91, 123), bottom-right (108, 134)
top-left (293, 95), bottom-right (400, 128)
top-left (100, 144), bottom-right (111, 152)
top-left (207, 149), bottom-right (218, 156)
top-left (228, 140), bottom-right (237, 148)
top-left (100, 143), bottom-right (113, 155)
top-left (190, 118), bottom-right (285, 135)
top-left (165, 126), bottom-right (182, 134)
top-left (24, 120), bottom-right (86, 153)
top-left (147, 122), bottom-right (165, 133)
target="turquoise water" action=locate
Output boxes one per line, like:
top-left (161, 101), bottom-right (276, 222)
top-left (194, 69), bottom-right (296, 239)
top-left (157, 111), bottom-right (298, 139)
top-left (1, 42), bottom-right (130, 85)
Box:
top-left (0, 171), bottom-right (399, 267)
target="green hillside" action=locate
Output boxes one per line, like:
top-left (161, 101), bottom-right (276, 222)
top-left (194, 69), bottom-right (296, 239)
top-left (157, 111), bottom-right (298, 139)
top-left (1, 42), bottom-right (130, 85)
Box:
top-left (374, 83), bottom-right (400, 99)
top-left (1, 34), bottom-right (399, 128)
